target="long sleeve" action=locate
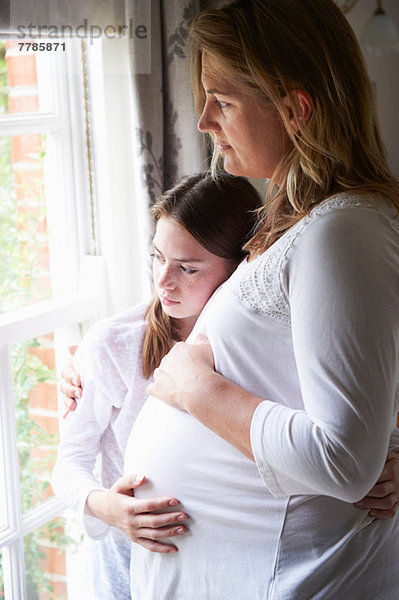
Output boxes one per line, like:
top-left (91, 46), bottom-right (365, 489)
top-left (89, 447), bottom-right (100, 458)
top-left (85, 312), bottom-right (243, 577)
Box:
top-left (52, 335), bottom-right (121, 538)
top-left (51, 304), bottom-right (147, 538)
top-left (251, 203), bottom-right (399, 502)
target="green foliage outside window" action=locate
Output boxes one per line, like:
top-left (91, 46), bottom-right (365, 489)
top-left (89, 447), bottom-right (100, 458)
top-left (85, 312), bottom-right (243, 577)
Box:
top-left (3, 341), bottom-right (80, 600)
top-left (0, 40), bottom-right (8, 113)
top-left (0, 135), bottom-right (50, 314)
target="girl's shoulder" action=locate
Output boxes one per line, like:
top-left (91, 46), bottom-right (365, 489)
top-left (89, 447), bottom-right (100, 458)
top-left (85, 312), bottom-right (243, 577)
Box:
top-left (75, 301), bottom-right (149, 390)
top-left (84, 301), bottom-right (148, 353)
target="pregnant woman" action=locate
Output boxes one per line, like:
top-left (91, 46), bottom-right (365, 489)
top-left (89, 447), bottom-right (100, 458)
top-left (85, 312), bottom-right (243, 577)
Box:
top-left (124, 0), bottom-right (399, 598)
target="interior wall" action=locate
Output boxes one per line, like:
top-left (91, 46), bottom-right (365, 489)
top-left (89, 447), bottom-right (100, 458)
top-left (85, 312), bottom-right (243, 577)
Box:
top-left (346, 0), bottom-right (399, 178)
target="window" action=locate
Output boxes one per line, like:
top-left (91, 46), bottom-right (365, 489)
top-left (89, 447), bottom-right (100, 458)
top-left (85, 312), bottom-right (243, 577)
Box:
top-left (0, 39), bottom-right (104, 599)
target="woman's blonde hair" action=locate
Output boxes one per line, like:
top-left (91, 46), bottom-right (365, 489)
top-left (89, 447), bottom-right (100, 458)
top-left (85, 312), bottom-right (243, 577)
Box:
top-left (190, 0), bottom-right (399, 253)
top-left (142, 172), bottom-right (262, 378)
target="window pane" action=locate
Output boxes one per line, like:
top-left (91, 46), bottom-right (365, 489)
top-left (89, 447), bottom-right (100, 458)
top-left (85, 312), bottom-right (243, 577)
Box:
top-left (0, 39), bottom-right (54, 116)
top-left (0, 550), bottom-right (4, 599)
top-left (12, 334), bottom-right (58, 513)
top-left (0, 441), bottom-right (6, 531)
top-left (0, 133), bottom-right (52, 313)
top-left (24, 516), bottom-right (81, 600)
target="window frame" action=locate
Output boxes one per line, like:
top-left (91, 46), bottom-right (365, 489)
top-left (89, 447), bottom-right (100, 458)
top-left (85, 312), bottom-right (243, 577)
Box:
top-left (0, 40), bottom-right (103, 599)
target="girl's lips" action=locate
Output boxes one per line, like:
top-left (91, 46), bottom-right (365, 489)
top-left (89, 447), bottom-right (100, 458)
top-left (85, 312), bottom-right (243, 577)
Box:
top-left (217, 143), bottom-right (231, 150)
top-left (160, 296), bottom-right (180, 306)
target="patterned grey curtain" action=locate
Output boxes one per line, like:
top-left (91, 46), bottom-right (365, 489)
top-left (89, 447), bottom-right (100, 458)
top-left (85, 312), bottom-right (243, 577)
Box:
top-left (126, 0), bottom-right (210, 206)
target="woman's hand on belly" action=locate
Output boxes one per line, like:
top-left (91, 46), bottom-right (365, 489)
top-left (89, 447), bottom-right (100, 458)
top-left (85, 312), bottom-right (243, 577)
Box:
top-left (147, 335), bottom-right (215, 412)
top-left (86, 474), bottom-right (188, 553)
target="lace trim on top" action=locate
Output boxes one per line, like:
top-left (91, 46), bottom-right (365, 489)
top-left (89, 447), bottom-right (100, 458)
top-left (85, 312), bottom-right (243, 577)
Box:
top-left (225, 193), bottom-right (396, 326)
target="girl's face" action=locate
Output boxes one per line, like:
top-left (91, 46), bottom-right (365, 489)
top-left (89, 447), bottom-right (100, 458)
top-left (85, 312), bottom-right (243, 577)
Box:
top-left (197, 54), bottom-right (290, 179)
top-left (152, 216), bottom-right (237, 336)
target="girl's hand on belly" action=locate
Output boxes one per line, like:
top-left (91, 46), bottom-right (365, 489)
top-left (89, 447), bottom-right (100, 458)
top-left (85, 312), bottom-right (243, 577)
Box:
top-left (147, 335), bottom-right (215, 411)
top-left (354, 450), bottom-right (399, 519)
top-left (86, 474), bottom-right (188, 553)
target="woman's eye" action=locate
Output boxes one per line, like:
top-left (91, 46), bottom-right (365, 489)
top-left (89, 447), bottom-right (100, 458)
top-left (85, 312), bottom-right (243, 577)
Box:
top-left (180, 265), bottom-right (198, 275)
top-left (215, 99), bottom-right (229, 109)
top-left (150, 252), bottom-right (163, 262)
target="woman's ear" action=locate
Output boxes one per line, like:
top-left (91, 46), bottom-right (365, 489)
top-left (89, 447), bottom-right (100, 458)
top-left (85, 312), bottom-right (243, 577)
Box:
top-left (283, 90), bottom-right (313, 133)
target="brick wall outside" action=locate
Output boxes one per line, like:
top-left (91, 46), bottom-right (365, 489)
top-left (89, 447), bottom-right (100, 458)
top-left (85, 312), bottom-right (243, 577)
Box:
top-left (5, 41), bottom-right (67, 600)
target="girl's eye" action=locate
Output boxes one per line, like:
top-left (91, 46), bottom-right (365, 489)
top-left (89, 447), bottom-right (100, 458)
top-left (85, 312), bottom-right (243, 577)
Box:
top-left (180, 265), bottom-right (198, 275)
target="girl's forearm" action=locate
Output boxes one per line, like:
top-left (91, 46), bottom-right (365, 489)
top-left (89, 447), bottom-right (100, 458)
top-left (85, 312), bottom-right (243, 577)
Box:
top-left (86, 489), bottom-right (112, 522)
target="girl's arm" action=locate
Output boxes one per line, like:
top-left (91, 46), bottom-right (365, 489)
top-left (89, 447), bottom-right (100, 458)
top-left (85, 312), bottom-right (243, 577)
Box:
top-left (53, 328), bottom-right (188, 552)
top-left (356, 424), bottom-right (399, 517)
top-left (59, 345), bottom-right (81, 417)
top-left (52, 378), bottom-right (188, 551)
top-left (354, 450), bottom-right (399, 519)
top-left (85, 475), bottom-right (187, 553)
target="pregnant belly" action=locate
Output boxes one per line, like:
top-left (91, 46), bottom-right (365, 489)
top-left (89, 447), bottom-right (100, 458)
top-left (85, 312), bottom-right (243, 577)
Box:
top-left (124, 398), bottom-right (399, 599)
top-left (124, 396), bottom-right (278, 532)
top-left (125, 396), bottom-right (284, 600)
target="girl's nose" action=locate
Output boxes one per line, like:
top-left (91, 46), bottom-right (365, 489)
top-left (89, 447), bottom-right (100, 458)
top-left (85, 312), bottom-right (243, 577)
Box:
top-left (157, 264), bottom-right (175, 290)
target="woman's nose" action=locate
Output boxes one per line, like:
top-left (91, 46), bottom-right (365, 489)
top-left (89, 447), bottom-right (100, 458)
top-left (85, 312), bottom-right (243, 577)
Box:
top-left (197, 100), bottom-right (220, 133)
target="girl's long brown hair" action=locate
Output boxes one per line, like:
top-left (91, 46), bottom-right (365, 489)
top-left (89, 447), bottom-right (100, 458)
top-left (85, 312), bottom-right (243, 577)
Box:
top-left (190, 0), bottom-right (399, 254)
top-left (142, 172), bottom-right (262, 378)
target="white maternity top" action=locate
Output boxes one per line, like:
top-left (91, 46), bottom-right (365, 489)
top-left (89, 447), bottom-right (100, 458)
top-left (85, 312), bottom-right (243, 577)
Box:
top-left (125, 193), bottom-right (399, 600)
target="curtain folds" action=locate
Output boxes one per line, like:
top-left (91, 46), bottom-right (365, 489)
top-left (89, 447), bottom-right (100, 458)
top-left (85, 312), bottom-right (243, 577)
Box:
top-left (128, 0), bottom-right (209, 207)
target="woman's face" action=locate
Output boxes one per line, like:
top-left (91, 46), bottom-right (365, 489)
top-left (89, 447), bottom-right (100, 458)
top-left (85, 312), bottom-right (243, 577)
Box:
top-left (152, 216), bottom-right (237, 335)
top-left (198, 55), bottom-right (290, 179)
